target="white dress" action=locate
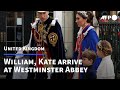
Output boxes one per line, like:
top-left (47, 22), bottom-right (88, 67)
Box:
top-left (97, 55), bottom-right (115, 79)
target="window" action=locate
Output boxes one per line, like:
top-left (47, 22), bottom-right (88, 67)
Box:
top-left (0, 32), bottom-right (4, 42)
top-left (5, 12), bottom-right (24, 54)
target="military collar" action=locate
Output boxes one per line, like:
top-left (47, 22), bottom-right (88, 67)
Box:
top-left (43, 17), bottom-right (53, 25)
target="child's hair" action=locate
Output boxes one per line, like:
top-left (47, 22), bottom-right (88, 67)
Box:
top-left (97, 40), bottom-right (112, 56)
top-left (82, 49), bottom-right (97, 63)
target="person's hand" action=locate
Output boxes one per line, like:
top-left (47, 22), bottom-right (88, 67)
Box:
top-left (31, 18), bottom-right (40, 29)
top-left (35, 18), bottom-right (40, 23)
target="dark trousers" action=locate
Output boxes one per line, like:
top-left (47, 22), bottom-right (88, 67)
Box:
top-left (27, 64), bottom-right (48, 79)
top-left (50, 73), bottom-right (67, 79)
top-left (27, 72), bottom-right (48, 79)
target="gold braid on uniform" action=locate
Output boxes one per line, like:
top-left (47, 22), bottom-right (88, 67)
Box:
top-left (34, 23), bottom-right (53, 67)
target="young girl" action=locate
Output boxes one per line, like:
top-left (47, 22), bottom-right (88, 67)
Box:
top-left (96, 40), bottom-right (115, 79)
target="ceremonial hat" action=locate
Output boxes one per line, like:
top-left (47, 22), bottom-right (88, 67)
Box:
top-left (37, 11), bottom-right (46, 12)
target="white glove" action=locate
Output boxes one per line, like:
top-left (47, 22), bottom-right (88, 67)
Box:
top-left (31, 18), bottom-right (40, 29)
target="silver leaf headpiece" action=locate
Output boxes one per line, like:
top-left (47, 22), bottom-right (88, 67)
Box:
top-left (77, 11), bottom-right (88, 18)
